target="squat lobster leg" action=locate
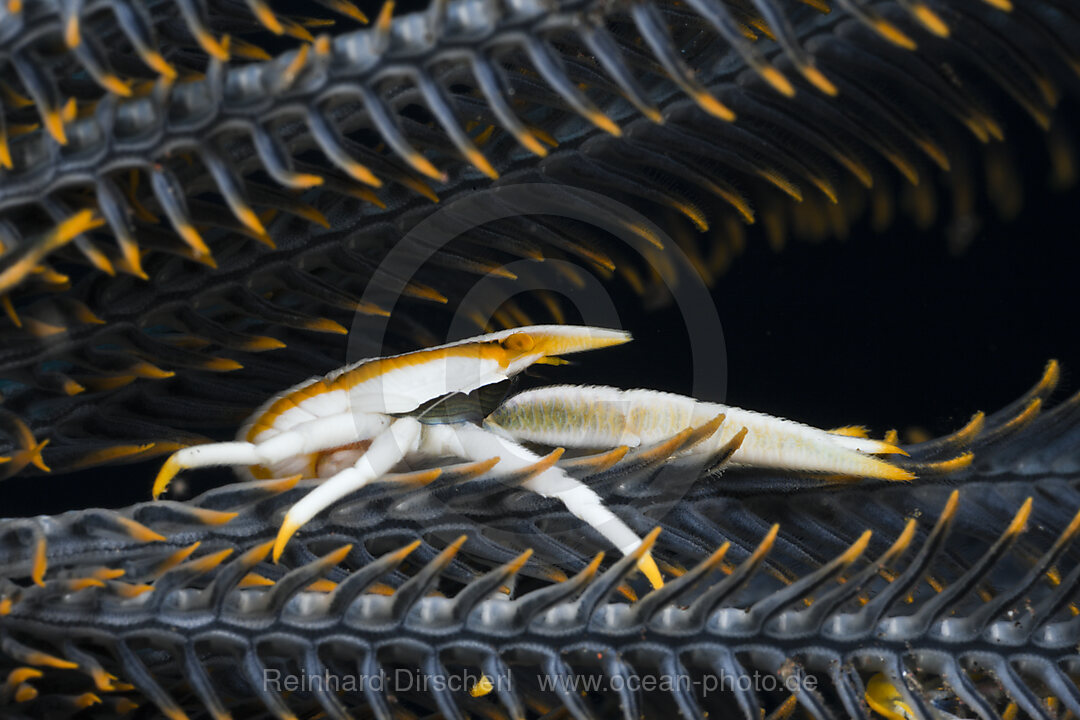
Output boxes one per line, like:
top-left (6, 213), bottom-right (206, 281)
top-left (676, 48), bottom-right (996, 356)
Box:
top-left (419, 423), bottom-right (666, 589)
top-left (273, 417), bottom-right (423, 561)
top-left (153, 413), bottom-right (392, 498)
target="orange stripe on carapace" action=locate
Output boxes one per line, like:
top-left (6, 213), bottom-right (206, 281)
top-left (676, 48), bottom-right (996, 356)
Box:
top-left (245, 342), bottom-right (513, 441)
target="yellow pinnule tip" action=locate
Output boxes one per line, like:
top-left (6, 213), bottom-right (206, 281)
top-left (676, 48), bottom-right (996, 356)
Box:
top-left (69, 577), bottom-right (106, 591)
top-left (694, 92), bottom-right (736, 122)
top-left (376, 0), bottom-right (394, 32)
top-left (246, 335), bottom-right (287, 351)
top-left (64, 14), bottom-right (80, 48)
top-left (1007, 497), bottom-right (1033, 537)
top-left (235, 206), bottom-right (266, 236)
top-left (291, 173), bottom-right (324, 188)
top-left (153, 455), bottom-right (181, 499)
top-left (519, 131), bottom-right (548, 157)
top-left (197, 29), bottom-right (230, 61)
top-left (465, 148), bottom-right (499, 179)
top-left (0, 133), bottom-right (11, 169)
top-left (253, 0), bottom-right (284, 34)
top-left (74, 692), bottom-right (102, 709)
top-left (145, 52), bottom-right (178, 79)
top-left (638, 551), bottom-right (663, 590)
top-left (843, 530), bottom-right (873, 564)
top-left (332, 0), bottom-right (368, 23)
top-left (913, 4), bottom-right (949, 37)
top-left (32, 538), bottom-right (46, 587)
top-left (102, 74), bottom-right (132, 97)
top-left (875, 20), bottom-right (916, 50)
top-left (44, 109), bottom-right (68, 145)
top-left (803, 66), bottom-right (838, 96)
top-left (407, 152), bottom-right (444, 181)
top-left (1039, 359), bottom-right (1061, 394)
top-left (24, 650), bottom-right (77, 669)
top-left (26, 439), bottom-right (50, 472)
top-left (273, 515), bottom-right (302, 562)
top-left (323, 544), bottom-right (353, 566)
top-left (7, 668), bottom-right (43, 685)
top-left (305, 317), bottom-right (348, 334)
top-left (117, 516), bottom-right (165, 543)
top-left (190, 508), bottom-right (239, 526)
top-left (185, 548), bottom-right (233, 574)
top-left (393, 539), bottom-right (423, 562)
top-left (203, 357), bottom-right (244, 372)
top-left (177, 224), bottom-right (210, 257)
top-left (588, 111), bottom-right (621, 137)
top-left (980, 0), bottom-right (1011, 10)
top-left (922, 452), bottom-right (974, 474)
top-left (470, 674), bottom-right (494, 697)
top-left (762, 66), bottom-right (795, 97)
top-left (345, 161), bottom-right (381, 188)
top-left (14, 684), bottom-right (37, 703)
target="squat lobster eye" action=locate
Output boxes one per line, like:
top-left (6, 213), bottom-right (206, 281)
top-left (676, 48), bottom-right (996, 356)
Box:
top-left (500, 332), bottom-right (534, 352)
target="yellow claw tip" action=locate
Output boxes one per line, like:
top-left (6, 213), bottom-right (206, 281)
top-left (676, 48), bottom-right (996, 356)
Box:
top-left (152, 455), bottom-right (181, 499)
top-left (272, 516), bottom-right (302, 562)
top-left (883, 464), bottom-right (916, 482)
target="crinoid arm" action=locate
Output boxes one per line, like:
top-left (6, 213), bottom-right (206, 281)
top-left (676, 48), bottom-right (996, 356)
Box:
top-left (486, 385), bottom-right (914, 481)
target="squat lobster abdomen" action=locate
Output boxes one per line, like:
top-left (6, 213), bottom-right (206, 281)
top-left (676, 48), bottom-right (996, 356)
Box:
top-left (485, 385), bottom-right (915, 481)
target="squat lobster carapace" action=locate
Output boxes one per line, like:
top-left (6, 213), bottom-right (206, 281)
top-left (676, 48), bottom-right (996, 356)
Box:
top-left (152, 324), bottom-right (631, 499)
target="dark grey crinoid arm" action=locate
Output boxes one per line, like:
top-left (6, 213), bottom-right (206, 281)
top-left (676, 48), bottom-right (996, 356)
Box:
top-left (1, 363), bottom-right (1079, 718)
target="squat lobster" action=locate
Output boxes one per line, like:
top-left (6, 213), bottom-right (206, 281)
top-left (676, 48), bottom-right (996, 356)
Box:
top-left (153, 326), bottom-right (913, 590)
